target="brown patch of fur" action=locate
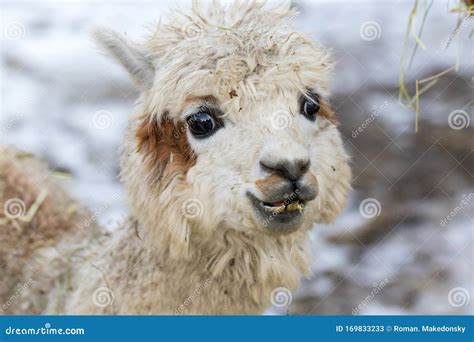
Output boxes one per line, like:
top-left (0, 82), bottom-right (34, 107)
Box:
top-left (136, 114), bottom-right (196, 181)
top-left (256, 172), bottom-right (318, 200)
top-left (319, 100), bottom-right (339, 125)
top-left (255, 174), bottom-right (288, 199)
top-left (303, 172), bottom-right (318, 189)
top-left (256, 174), bottom-right (284, 190)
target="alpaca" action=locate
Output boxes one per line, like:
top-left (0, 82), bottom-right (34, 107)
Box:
top-left (0, 1), bottom-right (351, 315)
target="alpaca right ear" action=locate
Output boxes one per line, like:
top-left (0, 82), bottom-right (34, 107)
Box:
top-left (92, 27), bottom-right (154, 92)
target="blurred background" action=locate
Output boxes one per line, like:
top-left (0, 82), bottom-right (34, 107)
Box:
top-left (1, 0), bottom-right (473, 315)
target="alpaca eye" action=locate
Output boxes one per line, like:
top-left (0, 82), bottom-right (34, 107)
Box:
top-left (187, 111), bottom-right (221, 138)
top-left (300, 94), bottom-right (320, 121)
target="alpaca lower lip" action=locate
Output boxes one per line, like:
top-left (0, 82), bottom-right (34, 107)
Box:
top-left (246, 192), bottom-right (305, 231)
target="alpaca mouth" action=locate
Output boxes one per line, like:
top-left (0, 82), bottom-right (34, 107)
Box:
top-left (246, 192), bottom-right (306, 233)
top-left (261, 199), bottom-right (305, 215)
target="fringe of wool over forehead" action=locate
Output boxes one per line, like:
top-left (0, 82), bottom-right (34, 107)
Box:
top-left (142, 0), bottom-right (334, 121)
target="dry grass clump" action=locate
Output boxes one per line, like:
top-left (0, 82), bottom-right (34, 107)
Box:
top-left (398, 0), bottom-right (473, 132)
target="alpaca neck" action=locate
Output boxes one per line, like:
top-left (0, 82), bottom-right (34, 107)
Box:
top-left (146, 222), bottom-right (313, 314)
top-left (77, 219), bottom-right (312, 314)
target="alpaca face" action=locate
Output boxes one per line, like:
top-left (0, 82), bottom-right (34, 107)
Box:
top-left (96, 2), bottom-right (351, 255)
top-left (179, 92), bottom-right (350, 236)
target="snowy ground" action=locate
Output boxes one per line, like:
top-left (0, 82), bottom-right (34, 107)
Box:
top-left (1, 0), bottom-right (473, 315)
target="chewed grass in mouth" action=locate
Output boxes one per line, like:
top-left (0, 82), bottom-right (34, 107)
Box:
top-left (246, 192), bottom-right (306, 232)
top-left (262, 199), bottom-right (305, 215)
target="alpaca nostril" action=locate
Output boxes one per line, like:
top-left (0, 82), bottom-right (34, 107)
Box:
top-left (260, 158), bottom-right (310, 181)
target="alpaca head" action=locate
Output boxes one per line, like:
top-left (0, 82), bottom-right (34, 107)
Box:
top-left (95, 2), bottom-right (351, 258)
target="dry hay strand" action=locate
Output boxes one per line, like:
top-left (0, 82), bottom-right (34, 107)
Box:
top-left (398, 0), bottom-right (472, 132)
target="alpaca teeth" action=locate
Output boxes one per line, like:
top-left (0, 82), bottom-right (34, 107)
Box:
top-left (265, 204), bottom-right (285, 213)
top-left (263, 201), bottom-right (304, 214)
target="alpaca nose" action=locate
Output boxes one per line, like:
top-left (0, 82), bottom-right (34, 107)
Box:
top-left (260, 158), bottom-right (310, 181)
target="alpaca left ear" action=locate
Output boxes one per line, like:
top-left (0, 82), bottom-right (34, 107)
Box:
top-left (92, 27), bottom-right (154, 92)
